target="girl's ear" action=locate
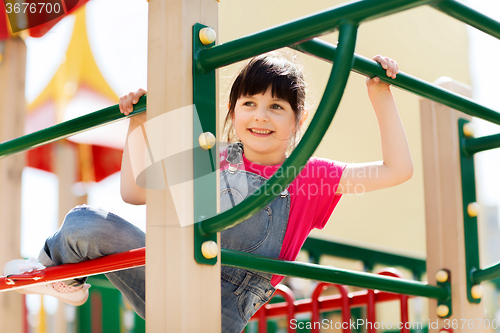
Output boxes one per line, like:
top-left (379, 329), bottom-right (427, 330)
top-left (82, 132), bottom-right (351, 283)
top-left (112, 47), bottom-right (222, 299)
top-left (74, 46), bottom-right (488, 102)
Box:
top-left (299, 109), bottom-right (309, 127)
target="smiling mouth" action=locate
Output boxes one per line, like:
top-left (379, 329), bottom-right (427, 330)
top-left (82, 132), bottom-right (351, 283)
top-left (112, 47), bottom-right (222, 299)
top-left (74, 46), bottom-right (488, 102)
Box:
top-left (249, 128), bottom-right (273, 135)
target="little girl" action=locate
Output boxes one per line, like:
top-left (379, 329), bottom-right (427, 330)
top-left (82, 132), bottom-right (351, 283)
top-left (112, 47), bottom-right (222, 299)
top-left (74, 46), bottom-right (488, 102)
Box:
top-left (4, 53), bottom-right (412, 332)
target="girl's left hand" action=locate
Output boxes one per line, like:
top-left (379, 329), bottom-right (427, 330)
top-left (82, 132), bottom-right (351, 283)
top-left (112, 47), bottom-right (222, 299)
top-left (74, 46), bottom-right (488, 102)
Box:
top-left (366, 55), bottom-right (399, 94)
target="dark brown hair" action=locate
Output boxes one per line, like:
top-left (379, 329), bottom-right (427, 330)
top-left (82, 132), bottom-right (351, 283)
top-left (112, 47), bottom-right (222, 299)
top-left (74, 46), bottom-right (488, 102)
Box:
top-left (223, 55), bottom-right (307, 150)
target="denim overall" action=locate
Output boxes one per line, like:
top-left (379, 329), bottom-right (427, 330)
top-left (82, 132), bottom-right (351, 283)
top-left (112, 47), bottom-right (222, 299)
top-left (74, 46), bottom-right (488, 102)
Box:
top-left (220, 143), bottom-right (290, 333)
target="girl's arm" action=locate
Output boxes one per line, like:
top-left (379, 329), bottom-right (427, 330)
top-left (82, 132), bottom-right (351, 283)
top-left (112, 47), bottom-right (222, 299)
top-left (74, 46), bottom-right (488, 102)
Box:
top-left (336, 56), bottom-right (413, 195)
top-left (119, 89), bottom-right (147, 205)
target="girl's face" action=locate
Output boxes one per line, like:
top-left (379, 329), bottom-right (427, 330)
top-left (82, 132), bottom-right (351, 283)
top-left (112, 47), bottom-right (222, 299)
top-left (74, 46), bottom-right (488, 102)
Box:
top-left (233, 86), bottom-right (297, 166)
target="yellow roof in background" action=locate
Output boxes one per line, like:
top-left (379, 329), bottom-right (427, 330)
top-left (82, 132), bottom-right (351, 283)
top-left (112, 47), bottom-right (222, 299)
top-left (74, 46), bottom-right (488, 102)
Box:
top-left (28, 6), bottom-right (118, 121)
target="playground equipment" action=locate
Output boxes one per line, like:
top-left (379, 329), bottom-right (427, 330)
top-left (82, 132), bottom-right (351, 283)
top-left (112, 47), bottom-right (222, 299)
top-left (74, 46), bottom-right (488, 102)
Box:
top-left (1, 0), bottom-right (500, 331)
top-left (249, 270), bottom-right (411, 333)
top-left (245, 238), bottom-right (426, 333)
top-left (79, 236), bottom-right (426, 332)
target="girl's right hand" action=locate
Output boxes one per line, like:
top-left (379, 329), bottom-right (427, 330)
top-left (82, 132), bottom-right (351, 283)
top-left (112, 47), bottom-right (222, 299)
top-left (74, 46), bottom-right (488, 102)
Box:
top-left (119, 88), bottom-right (147, 121)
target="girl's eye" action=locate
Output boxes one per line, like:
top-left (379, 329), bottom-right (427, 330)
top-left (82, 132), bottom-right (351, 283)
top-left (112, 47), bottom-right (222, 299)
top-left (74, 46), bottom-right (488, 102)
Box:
top-left (270, 104), bottom-right (284, 110)
top-left (243, 101), bottom-right (255, 107)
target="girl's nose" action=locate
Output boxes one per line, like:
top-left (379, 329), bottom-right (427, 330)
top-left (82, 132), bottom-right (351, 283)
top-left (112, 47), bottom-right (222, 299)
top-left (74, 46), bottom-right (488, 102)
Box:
top-left (253, 107), bottom-right (269, 122)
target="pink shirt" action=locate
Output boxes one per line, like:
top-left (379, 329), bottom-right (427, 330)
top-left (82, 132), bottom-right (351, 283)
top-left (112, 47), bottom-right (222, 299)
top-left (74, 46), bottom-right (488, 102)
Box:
top-left (221, 151), bottom-right (347, 286)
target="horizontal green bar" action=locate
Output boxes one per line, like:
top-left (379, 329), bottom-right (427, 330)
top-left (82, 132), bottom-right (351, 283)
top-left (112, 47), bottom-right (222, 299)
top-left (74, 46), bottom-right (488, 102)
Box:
top-left (221, 249), bottom-right (449, 301)
top-left (293, 38), bottom-right (500, 126)
top-left (464, 133), bottom-right (500, 155)
top-left (198, 23), bottom-right (357, 235)
top-left (0, 96), bottom-right (147, 158)
top-left (432, 0), bottom-right (500, 41)
top-left (302, 236), bottom-right (426, 275)
top-left (196, 0), bottom-right (431, 72)
top-left (473, 262), bottom-right (500, 284)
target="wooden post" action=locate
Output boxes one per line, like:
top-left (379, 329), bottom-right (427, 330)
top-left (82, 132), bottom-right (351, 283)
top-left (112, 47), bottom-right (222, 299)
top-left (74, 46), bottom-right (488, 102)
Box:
top-left (146, 0), bottom-right (220, 331)
top-left (56, 141), bottom-right (81, 224)
top-left (420, 77), bottom-right (484, 331)
top-left (54, 140), bottom-right (81, 333)
top-left (0, 38), bottom-right (26, 333)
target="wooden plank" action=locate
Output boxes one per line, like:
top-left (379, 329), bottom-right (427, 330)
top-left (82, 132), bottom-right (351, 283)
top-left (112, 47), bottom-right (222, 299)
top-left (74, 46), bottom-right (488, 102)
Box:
top-left (0, 37), bottom-right (26, 333)
top-left (146, 0), bottom-right (220, 331)
top-left (420, 78), bottom-right (484, 331)
top-left (54, 140), bottom-right (80, 332)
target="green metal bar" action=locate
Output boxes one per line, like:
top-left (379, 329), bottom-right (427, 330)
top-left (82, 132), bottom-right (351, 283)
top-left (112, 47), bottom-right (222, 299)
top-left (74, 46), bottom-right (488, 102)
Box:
top-left (463, 133), bottom-right (500, 156)
top-left (198, 22), bottom-right (358, 235)
top-left (458, 119), bottom-right (481, 303)
top-left (221, 248), bottom-right (449, 301)
top-left (0, 96), bottom-right (147, 158)
top-left (473, 262), bottom-right (500, 284)
top-left (302, 236), bottom-right (426, 277)
top-left (193, 23), bottom-right (218, 265)
top-left (293, 38), bottom-right (500, 126)
top-left (196, 0), bottom-right (432, 73)
top-left (432, 0), bottom-right (500, 41)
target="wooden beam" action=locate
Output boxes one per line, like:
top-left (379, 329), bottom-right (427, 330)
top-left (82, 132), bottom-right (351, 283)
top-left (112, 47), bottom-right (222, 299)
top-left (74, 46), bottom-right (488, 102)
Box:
top-left (420, 78), bottom-right (484, 331)
top-left (146, 0), bottom-right (220, 331)
top-left (0, 37), bottom-right (26, 333)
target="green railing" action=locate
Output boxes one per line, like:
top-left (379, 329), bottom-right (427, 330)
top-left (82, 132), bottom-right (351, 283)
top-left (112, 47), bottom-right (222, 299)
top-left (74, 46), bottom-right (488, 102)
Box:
top-left (459, 118), bottom-right (500, 302)
top-left (432, 0), bottom-right (500, 40)
top-left (197, 0), bottom-right (432, 73)
top-left (221, 249), bottom-right (447, 300)
top-left (463, 133), bottom-right (500, 156)
top-left (474, 264), bottom-right (500, 284)
top-left (302, 236), bottom-right (426, 279)
top-left (293, 38), bottom-right (500, 126)
top-left (0, 97), bottom-right (146, 159)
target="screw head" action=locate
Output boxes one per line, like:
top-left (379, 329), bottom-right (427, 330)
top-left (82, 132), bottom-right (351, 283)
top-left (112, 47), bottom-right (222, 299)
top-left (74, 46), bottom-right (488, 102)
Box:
top-left (436, 304), bottom-right (449, 318)
top-left (463, 123), bottom-right (474, 137)
top-left (435, 270), bottom-right (449, 283)
top-left (198, 132), bottom-right (216, 150)
top-left (467, 202), bottom-right (480, 217)
top-left (201, 241), bottom-right (218, 259)
top-left (199, 27), bottom-right (216, 45)
top-left (471, 284), bottom-right (483, 299)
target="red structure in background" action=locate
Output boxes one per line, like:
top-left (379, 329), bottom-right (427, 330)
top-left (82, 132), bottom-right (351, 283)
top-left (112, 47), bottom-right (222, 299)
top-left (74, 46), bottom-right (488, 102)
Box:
top-left (27, 141), bottom-right (123, 183)
top-left (250, 269), bottom-right (411, 333)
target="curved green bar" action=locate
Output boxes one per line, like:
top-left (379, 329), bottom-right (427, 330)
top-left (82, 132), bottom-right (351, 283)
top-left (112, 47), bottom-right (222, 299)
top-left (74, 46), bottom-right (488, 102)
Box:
top-left (464, 133), bottom-right (500, 156)
top-left (196, 0), bottom-right (431, 73)
top-left (221, 248), bottom-right (450, 301)
top-left (0, 96), bottom-right (147, 159)
top-left (432, 0), bottom-right (500, 40)
top-left (473, 263), bottom-right (500, 284)
top-left (293, 38), bottom-right (500, 126)
top-left (198, 22), bottom-right (358, 235)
